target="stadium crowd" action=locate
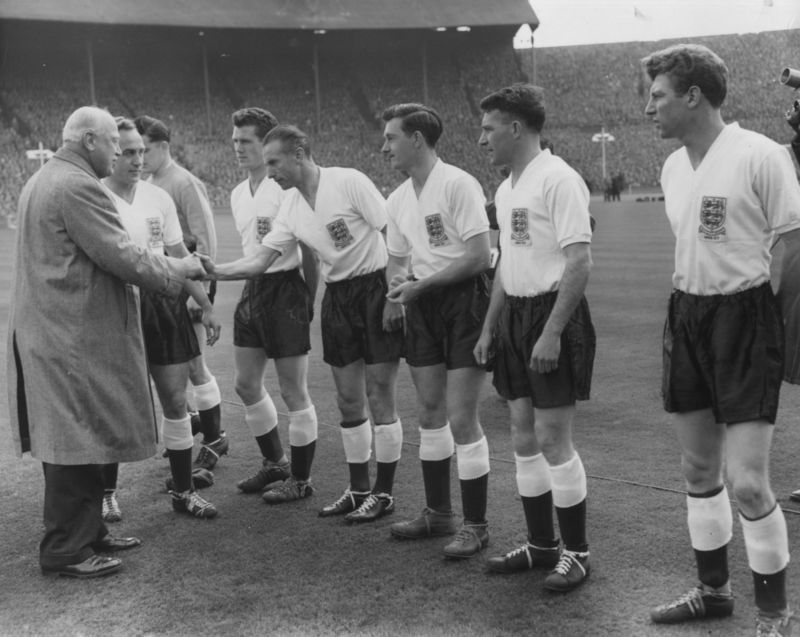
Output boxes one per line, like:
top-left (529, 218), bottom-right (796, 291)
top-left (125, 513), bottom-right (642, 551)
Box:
top-left (0, 26), bottom-right (798, 218)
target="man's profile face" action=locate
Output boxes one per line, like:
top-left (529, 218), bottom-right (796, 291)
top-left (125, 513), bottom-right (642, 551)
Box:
top-left (232, 125), bottom-right (266, 172)
top-left (264, 140), bottom-right (300, 190)
top-left (479, 109), bottom-right (514, 167)
top-left (87, 119), bottom-right (121, 178)
top-left (141, 136), bottom-right (168, 175)
top-left (110, 129), bottom-right (145, 186)
top-left (381, 118), bottom-right (416, 172)
top-left (645, 73), bottom-right (687, 140)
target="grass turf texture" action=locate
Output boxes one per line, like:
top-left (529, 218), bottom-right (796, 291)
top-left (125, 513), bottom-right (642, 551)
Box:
top-left (1, 200), bottom-right (800, 636)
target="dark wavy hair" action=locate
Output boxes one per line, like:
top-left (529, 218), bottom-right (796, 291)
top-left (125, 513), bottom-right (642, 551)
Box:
top-left (479, 84), bottom-right (546, 132)
top-left (381, 103), bottom-right (443, 147)
top-left (641, 44), bottom-right (727, 108)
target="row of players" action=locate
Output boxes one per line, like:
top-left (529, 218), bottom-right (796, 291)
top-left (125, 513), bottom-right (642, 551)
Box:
top-left (12, 42), bottom-right (800, 635)
top-left (95, 88), bottom-right (595, 598)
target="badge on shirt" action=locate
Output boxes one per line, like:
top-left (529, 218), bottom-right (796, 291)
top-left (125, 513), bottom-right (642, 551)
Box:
top-left (146, 217), bottom-right (164, 249)
top-left (510, 208), bottom-right (532, 246)
top-left (698, 196), bottom-right (727, 242)
top-left (424, 214), bottom-right (450, 247)
top-left (326, 218), bottom-right (355, 250)
top-left (256, 216), bottom-right (272, 242)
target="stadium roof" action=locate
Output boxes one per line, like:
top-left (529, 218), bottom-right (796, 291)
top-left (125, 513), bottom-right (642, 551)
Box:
top-left (0, 0), bottom-right (538, 30)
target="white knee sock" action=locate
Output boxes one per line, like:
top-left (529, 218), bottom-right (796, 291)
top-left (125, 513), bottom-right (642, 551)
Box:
top-left (740, 505), bottom-right (790, 575)
top-left (515, 452), bottom-right (552, 497)
top-left (244, 393), bottom-right (278, 438)
top-left (374, 419), bottom-right (403, 463)
top-left (288, 404), bottom-right (318, 446)
top-left (549, 452), bottom-right (587, 508)
top-left (419, 423), bottom-right (454, 461)
top-left (341, 420), bottom-right (372, 463)
top-left (456, 436), bottom-right (490, 480)
top-left (687, 487), bottom-right (733, 551)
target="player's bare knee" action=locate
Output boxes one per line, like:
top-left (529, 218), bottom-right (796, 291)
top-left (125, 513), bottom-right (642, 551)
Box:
top-left (188, 357), bottom-right (212, 385)
top-left (277, 377), bottom-right (310, 412)
top-left (729, 470), bottom-right (771, 511)
top-left (449, 417), bottom-right (482, 446)
top-left (336, 394), bottom-right (366, 422)
top-left (680, 451), bottom-right (721, 489)
top-left (280, 389), bottom-right (310, 413)
top-left (161, 396), bottom-right (186, 420)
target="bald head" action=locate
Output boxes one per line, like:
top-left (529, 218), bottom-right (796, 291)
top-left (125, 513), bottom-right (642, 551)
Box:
top-left (62, 106), bottom-right (116, 144)
top-left (62, 106), bottom-right (121, 178)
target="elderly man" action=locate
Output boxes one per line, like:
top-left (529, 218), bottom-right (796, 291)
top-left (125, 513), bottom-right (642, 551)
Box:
top-left (7, 106), bottom-right (203, 579)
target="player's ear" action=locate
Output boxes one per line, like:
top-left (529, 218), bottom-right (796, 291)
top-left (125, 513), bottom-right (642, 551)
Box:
top-left (685, 85), bottom-right (703, 108)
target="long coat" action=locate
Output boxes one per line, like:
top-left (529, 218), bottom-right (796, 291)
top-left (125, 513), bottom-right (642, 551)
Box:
top-left (7, 147), bottom-right (184, 464)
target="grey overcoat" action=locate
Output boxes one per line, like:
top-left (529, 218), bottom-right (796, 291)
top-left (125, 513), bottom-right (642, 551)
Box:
top-left (7, 147), bottom-right (183, 464)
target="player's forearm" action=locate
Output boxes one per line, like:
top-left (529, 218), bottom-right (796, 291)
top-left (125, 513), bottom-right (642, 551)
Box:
top-left (414, 244), bottom-right (491, 294)
top-left (184, 278), bottom-right (213, 310)
top-left (541, 251), bottom-right (592, 337)
top-left (211, 249), bottom-right (278, 281)
top-left (480, 262), bottom-right (506, 335)
top-left (300, 244), bottom-right (319, 300)
top-left (386, 254), bottom-right (411, 286)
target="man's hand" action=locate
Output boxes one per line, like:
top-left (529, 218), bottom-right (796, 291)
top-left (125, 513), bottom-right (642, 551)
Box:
top-left (473, 330), bottom-right (494, 369)
top-left (529, 331), bottom-right (561, 374)
top-left (195, 253), bottom-right (216, 279)
top-left (386, 279), bottom-right (421, 305)
top-left (382, 301), bottom-right (404, 332)
top-left (180, 253), bottom-right (206, 280)
top-left (201, 306), bottom-right (222, 346)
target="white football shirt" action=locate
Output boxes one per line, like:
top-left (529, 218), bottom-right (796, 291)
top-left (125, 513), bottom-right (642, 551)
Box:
top-left (231, 176), bottom-right (300, 273)
top-left (495, 149), bottom-right (592, 297)
top-left (111, 180), bottom-right (183, 253)
top-left (386, 159), bottom-right (488, 280)
top-left (662, 122), bottom-right (800, 295)
top-left (261, 167), bottom-right (388, 282)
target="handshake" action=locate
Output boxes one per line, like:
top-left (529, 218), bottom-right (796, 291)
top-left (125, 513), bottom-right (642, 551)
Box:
top-left (178, 253), bottom-right (217, 281)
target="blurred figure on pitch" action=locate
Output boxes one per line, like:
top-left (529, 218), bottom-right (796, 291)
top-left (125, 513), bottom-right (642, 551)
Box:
top-left (103, 117), bottom-right (221, 519)
top-left (134, 115), bottom-right (227, 472)
top-left (783, 83), bottom-right (800, 505)
top-left (785, 84), bottom-right (800, 166)
top-left (380, 103), bottom-right (493, 559)
top-left (199, 125), bottom-right (404, 520)
top-left (475, 85), bottom-right (596, 591)
top-left (642, 44), bottom-right (800, 635)
top-left (228, 108), bottom-right (320, 500)
top-left (8, 106), bottom-right (205, 579)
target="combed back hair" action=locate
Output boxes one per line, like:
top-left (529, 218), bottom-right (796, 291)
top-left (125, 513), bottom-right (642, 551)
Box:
top-left (381, 103), bottom-right (444, 147)
top-left (232, 107), bottom-right (279, 140)
top-left (264, 124), bottom-right (312, 157)
top-left (479, 84), bottom-right (546, 132)
top-left (641, 44), bottom-right (728, 108)
top-left (62, 106), bottom-right (115, 143)
top-left (134, 115), bottom-right (171, 142)
top-left (114, 116), bottom-right (137, 132)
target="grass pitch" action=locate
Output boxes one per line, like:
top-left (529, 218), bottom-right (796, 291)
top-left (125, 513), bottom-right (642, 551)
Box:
top-left (1, 199), bottom-right (800, 636)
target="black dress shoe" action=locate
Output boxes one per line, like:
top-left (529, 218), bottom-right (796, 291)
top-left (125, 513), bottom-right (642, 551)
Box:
top-left (92, 535), bottom-right (142, 552)
top-left (41, 554), bottom-right (122, 579)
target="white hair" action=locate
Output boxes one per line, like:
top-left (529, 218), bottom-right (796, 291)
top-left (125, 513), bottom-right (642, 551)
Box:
top-left (62, 106), bottom-right (115, 144)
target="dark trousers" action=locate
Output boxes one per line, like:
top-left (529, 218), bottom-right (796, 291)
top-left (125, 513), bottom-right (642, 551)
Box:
top-left (40, 463), bottom-right (108, 568)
